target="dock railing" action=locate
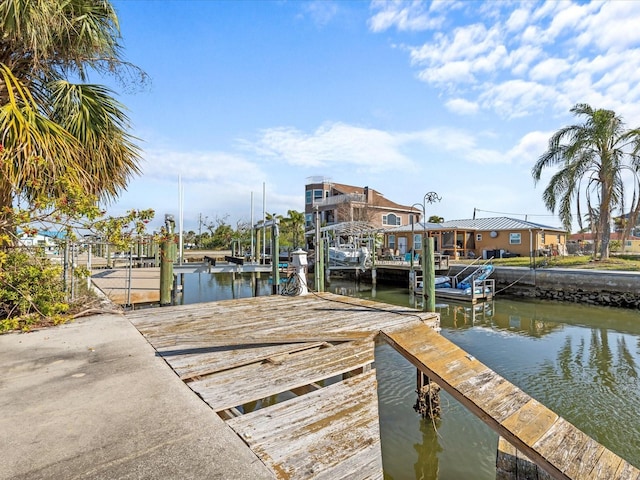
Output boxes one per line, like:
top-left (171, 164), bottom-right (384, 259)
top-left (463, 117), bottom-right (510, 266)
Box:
top-left (451, 255), bottom-right (493, 288)
top-left (472, 278), bottom-right (495, 302)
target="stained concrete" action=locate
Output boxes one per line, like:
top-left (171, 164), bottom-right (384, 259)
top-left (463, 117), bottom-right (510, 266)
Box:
top-left (0, 314), bottom-right (274, 480)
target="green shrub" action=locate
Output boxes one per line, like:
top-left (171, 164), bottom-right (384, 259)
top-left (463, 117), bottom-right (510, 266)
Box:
top-left (0, 249), bottom-right (69, 331)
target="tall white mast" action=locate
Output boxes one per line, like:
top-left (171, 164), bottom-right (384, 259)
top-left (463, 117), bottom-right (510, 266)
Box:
top-left (178, 175), bottom-right (184, 265)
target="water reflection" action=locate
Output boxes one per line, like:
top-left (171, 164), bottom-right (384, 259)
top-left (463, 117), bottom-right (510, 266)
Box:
top-left (178, 271), bottom-right (272, 304)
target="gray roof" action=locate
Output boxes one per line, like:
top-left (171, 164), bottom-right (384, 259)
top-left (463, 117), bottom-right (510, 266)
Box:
top-left (305, 221), bottom-right (382, 236)
top-left (386, 217), bottom-right (564, 233)
top-left (441, 217), bottom-right (565, 232)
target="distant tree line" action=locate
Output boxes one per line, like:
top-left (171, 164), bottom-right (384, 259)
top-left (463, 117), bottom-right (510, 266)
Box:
top-left (182, 210), bottom-right (306, 251)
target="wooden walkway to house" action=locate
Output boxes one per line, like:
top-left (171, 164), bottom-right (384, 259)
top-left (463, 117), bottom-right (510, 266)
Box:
top-left (126, 293), bottom-right (640, 480)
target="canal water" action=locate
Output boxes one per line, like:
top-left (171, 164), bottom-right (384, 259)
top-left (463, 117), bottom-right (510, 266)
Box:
top-left (179, 272), bottom-right (640, 479)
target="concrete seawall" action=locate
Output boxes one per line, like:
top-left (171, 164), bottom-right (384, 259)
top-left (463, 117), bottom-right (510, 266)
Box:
top-left (450, 265), bottom-right (640, 309)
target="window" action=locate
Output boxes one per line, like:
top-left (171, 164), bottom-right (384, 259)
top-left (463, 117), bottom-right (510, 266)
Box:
top-left (388, 235), bottom-right (396, 249)
top-left (305, 190), bottom-right (312, 204)
top-left (305, 214), bottom-right (313, 227)
top-left (509, 233), bottom-right (521, 245)
top-left (476, 234), bottom-right (482, 242)
top-left (314, 189), bottom-right (324, 201)
top-left (541, 232), bottom-right (545, 243)
top-left (383, 213), bottom-right (401, 226)
top-left (413, 234), bottom-right (422, 251)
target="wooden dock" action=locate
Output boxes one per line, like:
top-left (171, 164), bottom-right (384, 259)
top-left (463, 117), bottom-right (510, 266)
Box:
top-left (431, 279), bottom-right (495, 304)
top-left (127, 293), bottom-right (439, 479)
top-left (126, 293), bottom-right (640, 479)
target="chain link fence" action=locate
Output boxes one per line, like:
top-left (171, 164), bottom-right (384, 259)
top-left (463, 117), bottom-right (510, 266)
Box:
top-left (44, 237), bottom-right (159, 305)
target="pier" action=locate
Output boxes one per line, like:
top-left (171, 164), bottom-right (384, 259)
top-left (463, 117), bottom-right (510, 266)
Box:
top-left (125, 293), bottom-right (639, 479)
top-left (127, 293), bottom-right (439, 479)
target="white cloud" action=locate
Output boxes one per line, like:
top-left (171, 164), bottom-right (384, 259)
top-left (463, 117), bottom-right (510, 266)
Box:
top-left (507, 44), bottom-right (543, 76)
top-left (247, 122), bottom-right (416, 172)
top-left (506, 130), bottom-right (552, 166)
top-left (529, 57), bottom-right (571, 82)
top-left (543, 1), bottom-right (596, 43)
top-left (417, 60), bottom-right (475, 85)
top-left (407, 127), bottom-right (509, 165)
top-left (575, 1), bottom-right (640, 51)
top-left (505, 7), bottom-right (530, 32)
top-left (445, 98), bottom-right (479, 115)
top-left (377, 1), bottom-right (640, 120)
top-left (480, 80), bottom-right (559, 118)
top-left (302, 1), bottom-right (339, 27)
top-left (368, 0), bottom-right (442, 32)
top-left (140, 149), bottom-right (267, 186)
top-left (411, 23), bottom-right (502, 65)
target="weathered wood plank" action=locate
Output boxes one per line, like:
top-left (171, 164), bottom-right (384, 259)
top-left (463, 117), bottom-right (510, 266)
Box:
top-left (128, 293), bottom-right (438, 336)
top-left (158, 342), bottom-right (327, 380)
top-left (191, 340), bottom-right (375, 411)
top-left (501, 399), bottom-right (559, 447)
top-left (227, 370), bottom-right (382, 480)
top-left (129, 294), bottom-right (438, 351)
top-left (456, 370), bottom-right (531, 423)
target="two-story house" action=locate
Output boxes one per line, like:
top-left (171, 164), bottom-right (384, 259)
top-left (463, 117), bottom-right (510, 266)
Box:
top-left (304, 177), bottom-right (420, 230)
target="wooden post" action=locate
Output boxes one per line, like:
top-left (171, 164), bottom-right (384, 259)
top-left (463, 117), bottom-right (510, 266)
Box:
top-left (314, 208), bottom-right (321, 291)
top-left (371, 236), bottom-right (377, 287)
top-left (318, 232), bottom-right (325, 292)
top-left (414, 370), bottom-right (441, 419)
top-left (271, 219), bottom-right (280, 294)
top-left (153, 239), bottom-right (159, 267)
top-left (160, 237), bottom-right (173, 306)
top-left (137, 238), bottom-right (143, 263)
top-left (421, 235), bottom-right (427, 308)
top-left (425, 236), bottom-right (436, 312)
top-left (256, 226), bottom-right (262, 265)
top-left (160, 215), bottom-right (175, 306)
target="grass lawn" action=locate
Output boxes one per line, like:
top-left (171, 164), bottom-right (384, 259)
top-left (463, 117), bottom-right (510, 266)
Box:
top-left (456, 254), bottom-right (640, 271)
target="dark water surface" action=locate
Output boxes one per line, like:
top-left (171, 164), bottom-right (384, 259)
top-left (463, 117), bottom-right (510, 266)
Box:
top-left (179, 273), bottom-right (640, 480)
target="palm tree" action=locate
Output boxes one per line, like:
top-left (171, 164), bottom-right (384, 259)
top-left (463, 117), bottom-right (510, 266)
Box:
top-left (0, 0), bottom-right (144, 243)
top-left (532, 104), bottom-right (640, 260)
top-left (284, 210), bottom-right (305, 248)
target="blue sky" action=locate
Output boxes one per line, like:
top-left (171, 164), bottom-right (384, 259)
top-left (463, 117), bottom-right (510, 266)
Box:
top-left (105, 0), bottom-right (640, 233)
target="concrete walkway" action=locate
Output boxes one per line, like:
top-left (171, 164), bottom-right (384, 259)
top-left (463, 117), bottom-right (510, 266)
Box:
top-left (0, 314), bottom-right (274, 480)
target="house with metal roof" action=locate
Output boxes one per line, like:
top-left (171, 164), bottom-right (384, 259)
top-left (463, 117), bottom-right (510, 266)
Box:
top-left (384, 217), bottom-right (567, 260)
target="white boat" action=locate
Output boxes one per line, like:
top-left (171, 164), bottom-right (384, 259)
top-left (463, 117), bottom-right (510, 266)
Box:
top-left (416, 276), bottom-right (452, 290)
top-left (328, 244), bottom-right (370, 267)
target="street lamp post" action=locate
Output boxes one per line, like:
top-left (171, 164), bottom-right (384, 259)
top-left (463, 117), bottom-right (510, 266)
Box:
top-left (422, 191), bottom-right (442, 225)
top-left (409, 203), bottom-right (425, 294)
